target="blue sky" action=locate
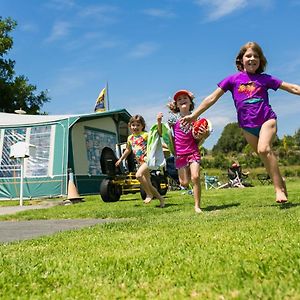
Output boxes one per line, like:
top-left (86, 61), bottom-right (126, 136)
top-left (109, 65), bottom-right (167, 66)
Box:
top-left (2, 0), bottom-right (300, 148)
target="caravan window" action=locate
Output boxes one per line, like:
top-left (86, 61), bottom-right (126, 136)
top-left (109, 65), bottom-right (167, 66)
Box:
top-left (0, 128), bottom-right (26, 177)
top-left (0, 125), bottom-right (52, 178)
top-left (84, 127), bottom-right (117, 175)
top-left (27, 126), bottom-right (52, 176)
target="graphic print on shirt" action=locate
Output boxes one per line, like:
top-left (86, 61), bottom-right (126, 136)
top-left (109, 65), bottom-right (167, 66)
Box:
top-left (129, 134), bottom-right (147, 164)
top-left (237, 81), bottom-right (263, 104)
top-left (168, 112), bottom-right (193, 134)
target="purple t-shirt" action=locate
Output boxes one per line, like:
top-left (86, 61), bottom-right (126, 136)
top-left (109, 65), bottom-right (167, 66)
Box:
top-left (218, 71), bottom-right (282, 128)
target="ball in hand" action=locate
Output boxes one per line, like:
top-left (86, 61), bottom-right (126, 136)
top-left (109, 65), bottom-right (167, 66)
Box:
top-left (193, 118), bottom-right (209, 134)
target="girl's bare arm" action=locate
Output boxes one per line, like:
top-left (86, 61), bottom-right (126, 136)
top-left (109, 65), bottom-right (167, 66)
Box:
top-left (115, 147), bottom-right (131, 166)
top-left (280, 81), bottom-right (300, 95)
top-left (182, 87), bottom-right (224, 125)
top-left (157, 112), bottom-right (163, 136)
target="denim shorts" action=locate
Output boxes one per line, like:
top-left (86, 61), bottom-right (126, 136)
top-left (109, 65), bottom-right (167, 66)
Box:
top-left (175, 152), bottom-right (201, 169)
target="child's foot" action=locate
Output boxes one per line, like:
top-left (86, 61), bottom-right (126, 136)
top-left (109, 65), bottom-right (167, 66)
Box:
top-left (143, 196), bottom-right (152, 204)
top-left (155, 194), bottom-right (165, 208)
top-left (195, 207), bottom-right (202, 213)
top-left (159, 199), bottom-right (165, 208)
top-left (275, 190), bottom-right (288, 203)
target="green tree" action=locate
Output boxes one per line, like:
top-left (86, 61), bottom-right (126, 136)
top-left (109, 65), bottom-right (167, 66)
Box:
top-left (293, 129), bottom-right (300, 148)
top-left (0, 17), bottom-right (50, 114)
top-left (212, 122), bottom-right (247, 155)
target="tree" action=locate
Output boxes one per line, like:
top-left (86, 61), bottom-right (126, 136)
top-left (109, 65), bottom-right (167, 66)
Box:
top-left (293, 129), bottom-right (300, 148)
top-left (212, 122), bottom-right (247, 155)
top-left (0, 17), bottom-right (50, 114)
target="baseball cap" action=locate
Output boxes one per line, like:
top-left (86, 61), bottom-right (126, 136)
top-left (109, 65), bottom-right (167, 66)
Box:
top-left (173, 89), bottom-right (195, 101)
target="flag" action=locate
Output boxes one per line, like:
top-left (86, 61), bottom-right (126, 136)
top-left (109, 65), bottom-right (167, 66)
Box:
top-left (94, 87), bottom-right (106, 112)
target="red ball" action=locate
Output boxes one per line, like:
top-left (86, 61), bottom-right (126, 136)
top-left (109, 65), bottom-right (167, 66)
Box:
top-left (193, 118), bottom-right (208, 134)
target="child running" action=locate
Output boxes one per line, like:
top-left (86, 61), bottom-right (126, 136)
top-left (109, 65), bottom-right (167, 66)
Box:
top-left (115, 114), bottom-right (165, 207)
top-left (158, 90), bottom-right (210, 213)
top-left (182, 41), bottom-right (300, 203)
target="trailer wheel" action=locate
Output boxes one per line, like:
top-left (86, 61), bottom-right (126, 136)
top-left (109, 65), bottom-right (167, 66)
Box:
top-left (158, 175), bottom-right (168, 195)
top-left (140, 175), bottom-right (163, 200)
top-left (100, 179), bottom-right (121, 202)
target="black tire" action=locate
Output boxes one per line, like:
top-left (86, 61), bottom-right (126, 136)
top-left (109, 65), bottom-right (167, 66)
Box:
top-left (140, 188), bottom-right (146, 200)
top-left (140, 175), bottom-right (167, 200)
top-left (158, 175), bottom-right (168, 195)
top-left (100, 179), bottom-right (121, 202)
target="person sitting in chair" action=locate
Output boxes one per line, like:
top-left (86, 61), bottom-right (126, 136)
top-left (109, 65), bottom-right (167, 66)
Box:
top-left (228, 162), bottom-right (250, 187)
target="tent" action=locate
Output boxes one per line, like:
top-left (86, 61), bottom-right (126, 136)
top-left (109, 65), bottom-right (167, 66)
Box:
top-left (0, 110), bottom-right (131, 200)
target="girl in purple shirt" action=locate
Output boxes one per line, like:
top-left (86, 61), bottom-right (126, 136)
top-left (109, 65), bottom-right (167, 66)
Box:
top-left (182, 41), bottom-right (300, 203)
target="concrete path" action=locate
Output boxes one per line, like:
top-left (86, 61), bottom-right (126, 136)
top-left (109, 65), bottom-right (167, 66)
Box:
top-left (0, 203), bottom-right (119, 243)
top-left (0, 219), bottom-right (116, 243)
top-left (0, 204), bottom-right (55, 216)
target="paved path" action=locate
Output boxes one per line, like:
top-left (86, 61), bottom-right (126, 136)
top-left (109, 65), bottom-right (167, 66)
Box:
top-left (0, 219), bottom-right (116, 243)
top-left (0, 204), bottom-right (55, 216)
top-left (0, 204), bottom-right (119, 243)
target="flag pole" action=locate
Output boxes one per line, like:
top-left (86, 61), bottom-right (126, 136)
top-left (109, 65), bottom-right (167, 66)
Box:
top-left (106, 82), bottom-right (110, 111)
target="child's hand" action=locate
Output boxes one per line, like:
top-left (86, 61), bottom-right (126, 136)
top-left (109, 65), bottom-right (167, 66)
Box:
top-left (157, 112), bottom-right (163, 124)
top-left (115, 159), bottom-right (121, 167)
top-left (181, 114), bottom-right (196, 127)
top-left (192, 125), bottom-right (210, 141)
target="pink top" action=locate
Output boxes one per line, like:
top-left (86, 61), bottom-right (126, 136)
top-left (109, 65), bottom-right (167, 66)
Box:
top-left (172, 118), bottom-right (199, 156)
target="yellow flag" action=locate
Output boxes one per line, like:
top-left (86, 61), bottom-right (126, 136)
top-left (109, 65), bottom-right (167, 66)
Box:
top-left (94, 88), bottom-right (106, 112)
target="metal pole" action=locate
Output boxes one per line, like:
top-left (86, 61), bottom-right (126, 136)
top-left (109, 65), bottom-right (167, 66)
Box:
top-left (106, 82), bottom-right (110, 111)
top-left (20, 157), bottom-right (24, 206)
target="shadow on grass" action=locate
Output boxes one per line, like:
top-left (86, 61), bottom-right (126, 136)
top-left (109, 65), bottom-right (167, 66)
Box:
top-left (263, 201), bottom-right (300, 209)
top-left (204, 203), bottom-right (240, 211)
top-left (278, 202), bottom-right (300, 209)
top-left (119, 194), bottom-right (174, 202)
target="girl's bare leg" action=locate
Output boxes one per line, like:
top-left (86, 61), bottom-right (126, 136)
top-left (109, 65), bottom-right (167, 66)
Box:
top-left (178, 164), bottom-right (202, 213)
top-left (190, 162), bottom-right (202, 213)
top-left (136, 163), bottom-right (153, 202)
top-left (242, 119), bottom-right (287, 203)
top-left (178, 167), bottom-right (190, 188)
top-left (136, 163), bottom-right (165, 207)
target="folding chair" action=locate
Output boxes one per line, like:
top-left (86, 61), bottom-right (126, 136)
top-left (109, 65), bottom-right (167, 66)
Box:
top-left (204, 174), bottom-right (220, 190)
top-left (227, 163), bottom-right (253, 188)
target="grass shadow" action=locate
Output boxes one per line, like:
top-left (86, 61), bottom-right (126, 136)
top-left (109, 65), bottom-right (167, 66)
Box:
top-left (263, 201), bottom-right (300, 209)
top-left (278, 202), bottom-right (300, 209)
top-left (204, 203), bottom-right (240, 212)
top-left (120, 194), bottom-right (174, 202)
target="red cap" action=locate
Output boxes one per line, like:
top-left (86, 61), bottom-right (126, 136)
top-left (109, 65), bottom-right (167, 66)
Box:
top-left (173, 89), bottom-right (194, 101)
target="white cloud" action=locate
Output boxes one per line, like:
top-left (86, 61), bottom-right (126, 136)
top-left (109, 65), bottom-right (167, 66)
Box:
top-left (195, 0), bottom-right (272, 21)
top-left (143, 8), bottom-right (175, 18)
top-left (45, 21), bottom-right (72, 43)
top-left (79, 4), bottom-right (119, 24)
top-left (195, 0), bottom-right (247, 21)
top-left (128, 42), bottom-right (159, 58)
top-left (62, 33), bottom-right (120, 52)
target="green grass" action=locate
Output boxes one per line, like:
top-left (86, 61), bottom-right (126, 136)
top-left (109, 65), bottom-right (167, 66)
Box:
top-left (1, 180), bottom-right (300, 299)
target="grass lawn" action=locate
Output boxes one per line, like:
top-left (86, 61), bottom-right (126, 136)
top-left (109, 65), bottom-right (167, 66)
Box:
top-left (0, 179), bottom-right (300, 299)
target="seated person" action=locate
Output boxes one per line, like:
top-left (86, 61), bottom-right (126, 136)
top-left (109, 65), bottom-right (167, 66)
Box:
top-left (228, 162), bottom-right (249, 180)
